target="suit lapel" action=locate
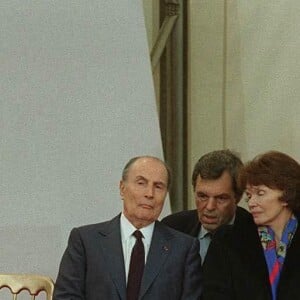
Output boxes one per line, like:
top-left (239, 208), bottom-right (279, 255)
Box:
top-left (98, 215), bottom-right (127, 300)
top-left (139, 222), bottom-right (171, 299)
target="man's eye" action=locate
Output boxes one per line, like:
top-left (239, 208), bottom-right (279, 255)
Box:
top-left (197, 194), bottom-right (208, 201)
top-left (217, 196), bottom-right (229, 202)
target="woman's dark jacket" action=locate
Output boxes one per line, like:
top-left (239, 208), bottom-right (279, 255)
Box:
top-left (202, 214), bottom-right (300, 300)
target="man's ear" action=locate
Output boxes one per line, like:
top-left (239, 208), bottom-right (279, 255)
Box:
top-left (119, 180), bottom-right (125, 199)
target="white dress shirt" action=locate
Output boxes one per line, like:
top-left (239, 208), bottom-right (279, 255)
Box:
top-left (120, 213), bottom-right (154, 282)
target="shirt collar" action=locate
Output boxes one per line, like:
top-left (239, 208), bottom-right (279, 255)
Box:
top-left (120, 213), bottom-right (154, 245)
top-left (199, 225), bottom-right (210, 239)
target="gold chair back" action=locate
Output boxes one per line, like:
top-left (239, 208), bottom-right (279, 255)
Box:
top-left (0, 273), bottom-right (54, 300)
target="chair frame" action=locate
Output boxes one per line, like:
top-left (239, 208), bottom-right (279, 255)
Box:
top-left (0, 273), bottom-right (54, 300)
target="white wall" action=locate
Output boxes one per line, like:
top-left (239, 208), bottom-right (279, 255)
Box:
top-left (232, 1), bottom-right (300, 161)
top-left (0, 0), bottom-right (169, 282)
top-left (188, 0), bottom-right (300, 207)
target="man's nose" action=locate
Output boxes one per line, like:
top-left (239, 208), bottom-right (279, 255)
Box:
top-left (205, 198), bottom-right (217, 210)
top-left (145, 185), bottom-right (154, 198)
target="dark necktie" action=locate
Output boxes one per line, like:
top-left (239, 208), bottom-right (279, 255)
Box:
top-left (127, 230), bottom-right (145, 300)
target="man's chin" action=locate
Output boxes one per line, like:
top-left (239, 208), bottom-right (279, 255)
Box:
top-left (202, 223), bottom-right (218, 232)
top-left (136, 213), bottom-right (157, 224)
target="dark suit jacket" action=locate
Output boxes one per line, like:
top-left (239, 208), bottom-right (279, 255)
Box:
top-left (202, 214), bottom-right (300, 300)
top-left (161, 206), bottom-right (253, 238)
top-left (54, 215), bottom-right (203, 300)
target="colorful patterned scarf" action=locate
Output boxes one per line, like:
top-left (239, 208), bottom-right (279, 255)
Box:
top-left (258, 216), bottom-right (298, 300)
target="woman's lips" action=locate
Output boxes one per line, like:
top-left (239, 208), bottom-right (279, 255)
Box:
top-left (251, 211), bottom-right (261, 218)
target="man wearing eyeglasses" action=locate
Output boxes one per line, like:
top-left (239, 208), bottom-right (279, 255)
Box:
top-left (162, 149), bottom-right (253, 263)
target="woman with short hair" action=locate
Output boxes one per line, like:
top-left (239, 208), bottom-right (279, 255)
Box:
top-left (202, 151), bottom-right (300, 300)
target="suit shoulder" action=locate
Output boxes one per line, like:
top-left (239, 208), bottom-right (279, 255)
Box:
top-left (214, 208), bottom-right (255, 244)
top-left (71, 215), bottom-right (119, 235)
top-left (74, 222), bottom-right (104, 231)
top-left (157, 221), bottom-right (199, 243)
top-left (161, 210), bottom-right (198, 231)
top-left (162, 209), bottom-right (198, 222)
top-left (236, 206), bottom-right (251, 217)
top-left (235, 206), bottom-right (254, 225)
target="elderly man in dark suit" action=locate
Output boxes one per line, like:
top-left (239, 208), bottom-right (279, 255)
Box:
top-left (53, 156), bottom-right (202, 300)
top-left (162, 150), bottom-right (253, 263)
